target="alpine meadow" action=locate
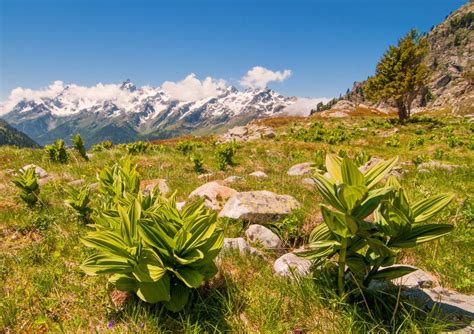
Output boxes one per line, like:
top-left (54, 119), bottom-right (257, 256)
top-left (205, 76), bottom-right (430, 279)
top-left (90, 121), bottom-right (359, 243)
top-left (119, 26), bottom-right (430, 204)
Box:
top-left (0, 1), bottom-right (473, 333)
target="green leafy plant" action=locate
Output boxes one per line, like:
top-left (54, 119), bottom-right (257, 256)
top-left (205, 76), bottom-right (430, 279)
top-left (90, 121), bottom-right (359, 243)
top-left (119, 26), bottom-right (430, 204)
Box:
top-left (71, 133), bottom-right (88, 161)
top-left (45, 139), bottom-right (68, 163)
top-left (385, 136), bottom-right (400, 148)
top-left (91, 140), bottom-right (113, 152)
top-left (215, 142), bottom-right (237, 171)
top-left (65, 185), bottom-right (92, 221)
top-left (191, 155), bottom-right (204, 174)
top-left (300, 154), bottom-right (454, 297)
top-left (126, 141), bottom-right (150, 155)
top-left (80, 158), bottom-right (223, 311)
top-left (411, 154), bottom-right (428, 166)
top-left (176, 141), bottom-right (195, 155)
top-left (11, 167), bottom-right (40, 207)
top-left (434, 148), bottom-right (444, 160)
top-left (354, 151), bottom-right (371, 167)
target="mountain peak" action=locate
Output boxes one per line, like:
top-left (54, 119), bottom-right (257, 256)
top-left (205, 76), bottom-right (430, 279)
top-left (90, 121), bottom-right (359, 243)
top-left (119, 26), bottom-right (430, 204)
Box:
top-left (120, 79), bottom-right (137, 92)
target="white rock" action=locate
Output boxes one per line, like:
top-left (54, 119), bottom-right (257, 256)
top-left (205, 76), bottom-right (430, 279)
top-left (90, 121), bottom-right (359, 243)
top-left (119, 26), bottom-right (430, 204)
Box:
top-left (223, 176), bottom-right (243, 184)
top-left (249, 171), bottom-right (268, 178)
top-left (417, 161), bottom-right (459, 173)
top-left (274, 252), bottom-right (312, 277)
top-left (245, 224), bottom-right (283, 250)
top-left (221, 237), bottom-right (260, 256)
top-left (141, 179), bottom-right (170, 196)
top-left (301, 178), bottom-right (316, 187)
top-left (176, 201), bottom-right (186, 211)
top-left (219, 190), bottom-right (300, 224)
top-left (21, 164), bottom-right (48, 178)
top-left (287, 162), bottom-right (315, 176)
top-left (67, 179), bottom-right (85, 187)
top-left (388, 265), bottom-right (438, 288)
top-left (188, 181), bottom-right (237, 210)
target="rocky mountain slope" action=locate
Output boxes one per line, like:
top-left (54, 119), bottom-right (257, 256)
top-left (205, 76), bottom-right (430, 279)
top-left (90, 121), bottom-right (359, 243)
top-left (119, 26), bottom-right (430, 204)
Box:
top-left (316, 1), bottom-right (473, 115)
top-left (0, 119), bottom-right (40, 148)
top-left (0, 80), bottom-right (318, 146)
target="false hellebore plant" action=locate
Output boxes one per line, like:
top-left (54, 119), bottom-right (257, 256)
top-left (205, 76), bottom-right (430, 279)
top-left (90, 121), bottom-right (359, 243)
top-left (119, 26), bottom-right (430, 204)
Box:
top-left (80, 158), bottom-right (223, 312)
top-left (300, 154), bottom-right (454, 297)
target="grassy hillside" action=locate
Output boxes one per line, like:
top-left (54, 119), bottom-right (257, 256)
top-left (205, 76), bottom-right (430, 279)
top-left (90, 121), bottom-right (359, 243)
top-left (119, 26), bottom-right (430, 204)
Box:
top-left (0, 113), bottom-right (472, 332)
top-left (0, 119), bottom-right (40, 148)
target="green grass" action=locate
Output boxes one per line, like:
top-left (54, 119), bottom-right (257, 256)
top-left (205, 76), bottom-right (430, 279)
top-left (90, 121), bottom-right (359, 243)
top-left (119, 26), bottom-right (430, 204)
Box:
top-left (0, 114), bottom-right (472, 332)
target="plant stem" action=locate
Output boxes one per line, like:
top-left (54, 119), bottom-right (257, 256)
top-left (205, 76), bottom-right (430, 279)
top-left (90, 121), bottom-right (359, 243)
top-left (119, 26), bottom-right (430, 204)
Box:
top-left (338, 237), bottom-right (348, 297)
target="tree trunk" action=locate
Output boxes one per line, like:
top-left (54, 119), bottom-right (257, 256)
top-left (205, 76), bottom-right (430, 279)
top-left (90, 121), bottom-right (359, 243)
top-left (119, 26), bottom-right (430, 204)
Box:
top-left (396, 100), bottom-right (409, 122)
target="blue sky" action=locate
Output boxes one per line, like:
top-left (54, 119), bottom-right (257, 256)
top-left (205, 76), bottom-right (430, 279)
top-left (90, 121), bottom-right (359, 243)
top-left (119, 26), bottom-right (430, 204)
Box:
top-left (0, 0), bottom-right (467, 100)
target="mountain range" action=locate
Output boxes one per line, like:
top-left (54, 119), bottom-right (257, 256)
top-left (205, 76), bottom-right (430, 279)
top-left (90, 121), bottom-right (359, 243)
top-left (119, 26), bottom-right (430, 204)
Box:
top-left (0, 119), bottom-right (39, 148)
top-left (0, 82), bottom-right (323, 146)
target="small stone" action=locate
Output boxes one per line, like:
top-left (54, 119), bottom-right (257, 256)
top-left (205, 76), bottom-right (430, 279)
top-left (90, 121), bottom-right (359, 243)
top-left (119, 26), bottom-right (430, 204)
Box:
top-left (287, 162), bottom-right (315, 176)
top-left (417, 161), bottom-right (459, 173)
top-left (223, 176), bottom-right (243, 184)
top-left (176, 201), bottom-right (186, 211)
top-left (21, 164), bottom-right (48, 178)
top-left (249, 171), bottom-right (268, 178)
top-left (198, 173), bottom-right (213, 180)
top-left (301, 178), bottom-right (316, 187)
top-left (221, 237), bottom-right (261, 256)
top-left (140, 179), bottom-right (170, 196)
top-left (67, 179), bottom-right (85, 187)
top-left (245, 224), bottom-right (283, 250)
top-left (274, 252), bottom-right (312, 277)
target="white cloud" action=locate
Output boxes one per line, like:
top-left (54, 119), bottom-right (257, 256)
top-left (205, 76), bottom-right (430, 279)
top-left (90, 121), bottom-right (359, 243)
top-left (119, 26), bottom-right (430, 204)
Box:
top-left (239, 66), bottom-right (292, 89)
top-left (282, 97), bottom-right (331, 116)
top-left (1, 80), bottom-right (65, 114)
top-left (161, 74), bottom-right (227, 102)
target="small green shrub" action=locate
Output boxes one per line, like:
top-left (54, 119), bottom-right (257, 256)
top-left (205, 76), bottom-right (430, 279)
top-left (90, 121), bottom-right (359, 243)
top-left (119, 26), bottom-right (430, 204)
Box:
top-left (71, 133), bottom-right (88, 161)
top-left (91, 140), bottom-right (113, 152)
top-left (80, 158), bottom-right (223, 312)
top-left (11, 167), bottom-right (40, 207)
top-left (412, 154), bottom-right (428, 166)
top-left (191, 155), bottom-right (204, 174)
top-left (354, 151), bottom-right (371, 167)
top-left (176, 141), bottom-right (195, 155)
top-left (215, 142), bottom-right (237, 171)
top-left (300, 154), bottom-right (454, 297)
top-left (434, 148), bottom-right (445, 160)
top-left (126, 141), bottom-right (150, 155)
top-left (45, 139), bottom-right (68, 163)
top-left (65, 185), bottom-right (92, 221)
top-left (385, 136), bottom-right (400, 148)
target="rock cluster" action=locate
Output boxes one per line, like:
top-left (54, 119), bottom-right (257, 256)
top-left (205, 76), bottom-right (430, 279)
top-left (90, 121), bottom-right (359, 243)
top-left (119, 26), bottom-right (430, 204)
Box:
top-left (219, 124), bottom-right (276, 143)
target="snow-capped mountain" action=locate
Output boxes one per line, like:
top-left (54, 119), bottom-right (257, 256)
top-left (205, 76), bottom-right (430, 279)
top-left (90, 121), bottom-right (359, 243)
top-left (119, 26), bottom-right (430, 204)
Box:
top-left (1, 79), bottom-right (317, 146)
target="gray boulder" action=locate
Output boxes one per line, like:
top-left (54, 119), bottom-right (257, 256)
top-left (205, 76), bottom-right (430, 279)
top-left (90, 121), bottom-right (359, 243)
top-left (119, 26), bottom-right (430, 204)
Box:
top-left (141, 179), bottom-right (170, 196)
top-left (287, 162), bottom-right (315, 176)
top-left (221, 237), bottom-right (260, 256)
top-left (390, 265), bottom-right (438, 289)
top-left (219, 190), bottom-right (300, 224)
top-left (245, 224), bottom-right (283, 250)
top-left (417, 161), bottom-right (459, 173)
top-left (189, 181), bottom-right (237, 210)
top-left (274, 252), bottom-right (312, 277)
top-left (223, 175), bottom-right (243, 184)
top-left (249, 171), bottom-right (268, 178)
top-left (67, 179), bottom-right (86, 187)
top-left (21, 164), bottom-right (48, 178)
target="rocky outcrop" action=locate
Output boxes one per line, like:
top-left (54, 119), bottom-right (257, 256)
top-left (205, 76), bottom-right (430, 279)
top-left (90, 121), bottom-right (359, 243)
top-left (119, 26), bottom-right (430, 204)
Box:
top-left (219, 190), bottom-right (300, 224)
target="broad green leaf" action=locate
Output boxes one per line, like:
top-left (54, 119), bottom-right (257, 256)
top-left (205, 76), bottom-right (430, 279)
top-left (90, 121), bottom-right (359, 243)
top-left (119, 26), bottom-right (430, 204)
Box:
top-left (370, 266), bottom-right (417, 281)
top-left (364, 157), bottom-right (399, 189)
top-left (346, 254), bottom-right (369, 280)
top-left (169, 267), bottom-right (205, 288)
top-left (174, 248), bottom-right (204, 265)
top-left (163, 283), bottom-right (190, 312)
top-left (136, 275), bottom-right (171, 303)
top-left (326, 154), bottom-right (343, 182)
top-left (132, 249), bottom-right (166, 282)
top-left (341, 157), bottom-right (365, 186)
top-left (352, 187), bottom-right (393, 219)
top-left (313, 173), bottom-right (346, 211)
top-left (81, 231), bottom-right (132, 259)
top-left (412, 193), bottom-right (454, 223)
top-left (108, 273), bottom-right (138, 291)
top-left (321, 205), bottom-right (356, 237)
top-left (81, 253), bottom-right (132, 275)
top-left (390, 224), bottom-right (453, 248)
top-left (338, 184), bottom-right (367, 211)
top-left (309, 223), bottom-right (333, 243)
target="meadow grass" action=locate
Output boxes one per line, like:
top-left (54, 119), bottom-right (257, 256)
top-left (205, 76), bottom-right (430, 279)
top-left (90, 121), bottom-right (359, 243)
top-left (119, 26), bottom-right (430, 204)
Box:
top-left (0, 114), bottom-right (472, 332)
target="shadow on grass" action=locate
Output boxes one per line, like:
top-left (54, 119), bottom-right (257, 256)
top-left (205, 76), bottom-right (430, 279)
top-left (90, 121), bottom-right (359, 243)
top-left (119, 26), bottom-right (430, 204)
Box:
top-left (106, 271), bottom-right (242, 332)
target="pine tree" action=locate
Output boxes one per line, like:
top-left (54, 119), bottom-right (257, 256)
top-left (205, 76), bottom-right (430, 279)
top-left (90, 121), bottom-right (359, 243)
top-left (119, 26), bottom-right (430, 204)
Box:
top-left (365, 29), bottom-right (428, 121)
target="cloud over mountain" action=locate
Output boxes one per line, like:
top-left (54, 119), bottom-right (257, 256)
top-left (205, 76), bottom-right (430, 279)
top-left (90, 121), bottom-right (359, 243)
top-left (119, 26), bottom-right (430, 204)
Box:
top-left (161, 74), bottom-right (228, 102)
top-left (239, 66), bottom-right (292, 89)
